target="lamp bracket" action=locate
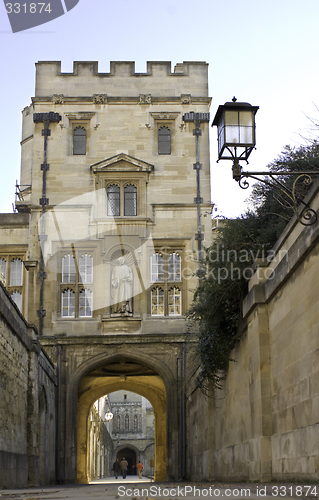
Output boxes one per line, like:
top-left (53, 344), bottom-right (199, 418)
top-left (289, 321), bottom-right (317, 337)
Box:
top-left (233, 161), bottom-right (318, 226)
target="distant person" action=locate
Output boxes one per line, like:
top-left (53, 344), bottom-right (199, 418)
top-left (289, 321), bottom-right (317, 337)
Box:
top-left (113, 459), bottom-right (120, 479)
top-left (120, 457), bottom-right (128, 479)
top-left (136, 461), bottom-right (143, 479)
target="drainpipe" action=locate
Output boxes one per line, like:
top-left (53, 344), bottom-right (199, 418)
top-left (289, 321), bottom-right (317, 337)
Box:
top-left (33, 112), bottom-right (61, 335)
top-left (182, 113), bottom-right (210, 274)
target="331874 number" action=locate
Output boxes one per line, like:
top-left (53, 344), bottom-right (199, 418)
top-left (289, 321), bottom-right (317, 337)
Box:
top-left (5, 3), bottom-right (52, 14)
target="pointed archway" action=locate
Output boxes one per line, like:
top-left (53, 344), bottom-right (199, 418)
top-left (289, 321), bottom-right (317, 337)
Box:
top-left (76, 355), bottom-right (167, 483)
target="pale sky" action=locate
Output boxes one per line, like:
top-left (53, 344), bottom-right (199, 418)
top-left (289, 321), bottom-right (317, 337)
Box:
top-left (1, 0), bottom-right (318, 217)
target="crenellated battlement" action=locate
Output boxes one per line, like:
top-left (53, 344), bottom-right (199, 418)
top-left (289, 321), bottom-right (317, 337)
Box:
top-left (34, 60), bottom-right (209, 98)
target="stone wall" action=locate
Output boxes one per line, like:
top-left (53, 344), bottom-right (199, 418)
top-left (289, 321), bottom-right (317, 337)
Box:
top-left (0, 281), bottom-right (57, 488)
top-left (186, 181), bottom-right (319, 482)
top-left (186, 370), bottom-right (215, 481)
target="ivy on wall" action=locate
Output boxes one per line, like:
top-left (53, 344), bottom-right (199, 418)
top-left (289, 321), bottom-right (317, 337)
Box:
top-left (187, 144), bottom-right (319, 391)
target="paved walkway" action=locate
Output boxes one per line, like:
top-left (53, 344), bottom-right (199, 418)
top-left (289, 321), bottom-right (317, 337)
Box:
top-left (0, 481), bottom-right (317, 500)
top-left (90, 474), bottom-right (152, 483)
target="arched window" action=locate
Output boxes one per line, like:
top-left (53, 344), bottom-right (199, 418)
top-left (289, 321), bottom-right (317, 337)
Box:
top-left (149, 250), bottom-right (183, 316)
top-left (168, 287), bottom-right (181, 316)
top-left (117, 415), bottom-right (121, 432)
top-left (62, 289), bottom-right (75, 317)
top-left (79, 254), bottom-right (93, 283)
top-left (125, 414), bottom-right (129, 432)
top-left (124, 184), bottom-right (137, 216)
top-left (79, 289), bottom-right (93, 317)
top-left (73, 127), bottom-right (86, 155)
top-left (167, 253), bottom-right (181, 281)
top-left (10, 258), bottom-right (23, 286)
top-left (62, 255), bottom-right (76, 283)
top-left (107, 184), bottom-right (120, 216)
top-left (151, 287), bottom-right (164, 316)
top-left (61, 252), bottom-right (94, 318)
top-left (158, 126), bottom-right (171, 155)
top-left (151, 253), bottom-right (164, 282)
top-left (11, 290), bottom-right (22, 311)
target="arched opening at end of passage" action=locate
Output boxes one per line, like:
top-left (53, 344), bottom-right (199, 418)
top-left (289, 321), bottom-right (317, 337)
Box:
top-left (76, 356), bottom-right (167, 484)
top-left (87, 390), bottom-right (155, 483)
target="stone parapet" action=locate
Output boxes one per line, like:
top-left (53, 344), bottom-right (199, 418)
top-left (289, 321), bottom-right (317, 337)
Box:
top-left (35, 61), bottom-right (209, 98)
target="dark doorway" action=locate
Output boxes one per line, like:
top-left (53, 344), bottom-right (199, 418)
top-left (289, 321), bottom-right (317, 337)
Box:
top-left (117, 448), bottom-right (137, 475)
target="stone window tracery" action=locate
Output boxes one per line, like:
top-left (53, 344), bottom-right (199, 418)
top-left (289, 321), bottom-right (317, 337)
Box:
top-left (107, 183), bottom-right (138, 217)
top-left (0, 255), bottom-right (25, 312)
top-left (60, 253), bottom-right (93, 318)
top-left (150, 251), bottom-right (182, 316)
top-left (151, 286), bottom-right (164, 316)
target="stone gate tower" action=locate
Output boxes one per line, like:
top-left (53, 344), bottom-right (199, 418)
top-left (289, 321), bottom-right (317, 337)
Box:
top-left (0, 61), bottom-right (212, 484)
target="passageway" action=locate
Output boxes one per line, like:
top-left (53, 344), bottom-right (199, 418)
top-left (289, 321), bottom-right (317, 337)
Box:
top-left (77, 356), bottom-right (167, 483)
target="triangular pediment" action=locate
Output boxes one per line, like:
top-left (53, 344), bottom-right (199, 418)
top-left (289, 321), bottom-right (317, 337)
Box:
top-left (90, 153), bottom-right (154, 173)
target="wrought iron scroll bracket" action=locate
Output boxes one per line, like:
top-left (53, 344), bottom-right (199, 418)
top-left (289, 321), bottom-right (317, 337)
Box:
top-left (233, 163), bottom-right (318, 226)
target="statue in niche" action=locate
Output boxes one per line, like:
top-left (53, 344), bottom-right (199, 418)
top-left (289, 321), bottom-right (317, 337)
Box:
top-left (111, 257), bottom-right (133, 315)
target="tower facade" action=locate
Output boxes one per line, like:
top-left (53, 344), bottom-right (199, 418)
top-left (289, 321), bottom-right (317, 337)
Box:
top-left (0, 60), bottom-right (212, 483)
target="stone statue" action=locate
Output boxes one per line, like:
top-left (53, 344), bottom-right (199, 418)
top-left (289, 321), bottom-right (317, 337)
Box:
top-left (111, 257), bottom-right (133, 315)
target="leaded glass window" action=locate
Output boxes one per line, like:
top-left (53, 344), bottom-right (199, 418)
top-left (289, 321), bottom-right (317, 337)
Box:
top-left (10, 258), bottom-right (23, 286)
top-left (151, 287), bottom-right (164, 316)
top-left (11, 290), bottom-right (22, 311)
top-left (62, 254), bottom-right (76, 283)
top-left (60, 252), bottom-right (94, 318)
top-left (168, 253), bottom-right (181, 281)
top-left (79, 254), bottom-right (93, 283)
top-left (168, 287), bottom-right (181, 316)
top-left (151, 253), bottom-right (164, 281)
top-left (73, 127), bottom-right (86, 155)
top-left (158, 126), bottom-right (171, 155)
top-left (62, 289), bottom-right (75, 317)
top-left (107, 184), bottom-right (120, 216)
top-left (79, 289), bottom-right (93, 317)
top-left (124, 184), bottom-right (137, 216)
top-left (150, 251), bottom-right (183, 316)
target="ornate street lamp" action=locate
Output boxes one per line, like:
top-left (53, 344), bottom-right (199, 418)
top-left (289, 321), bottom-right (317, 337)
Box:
top-left (105, 411), bottom-right (113, 421)
top-left (212, 98), bottom-right (318, 226)
top-left (213, 98), bottom-right (259, 180)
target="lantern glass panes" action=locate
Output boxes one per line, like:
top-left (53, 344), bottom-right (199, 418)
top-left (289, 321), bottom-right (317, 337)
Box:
top-left (214, 102), bottom-right (258, 162)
